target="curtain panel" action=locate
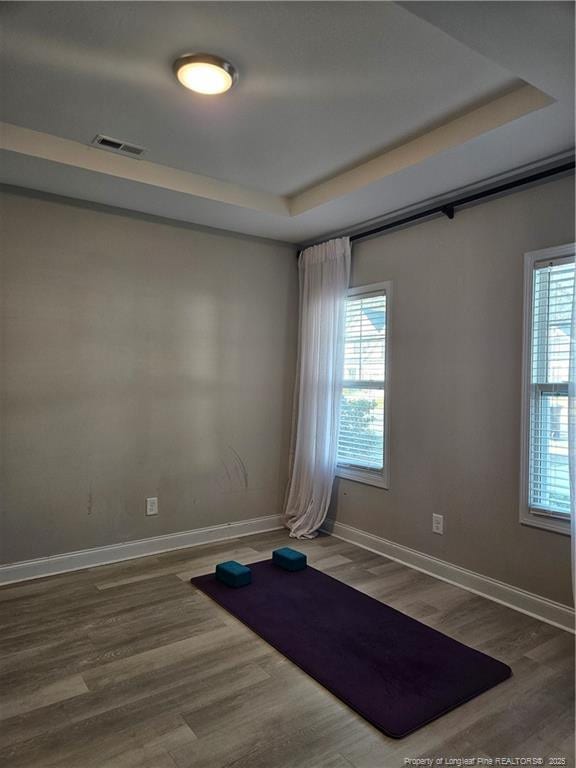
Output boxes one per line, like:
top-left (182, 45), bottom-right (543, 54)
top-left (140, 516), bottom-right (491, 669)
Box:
top-left (284, 237), bottom-right (351, 538)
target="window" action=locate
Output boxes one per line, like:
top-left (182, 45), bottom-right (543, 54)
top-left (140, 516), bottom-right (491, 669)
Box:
top-left (337, 282), bottom-right (391, 488)
top-left (520, 244), bottom-right (574, 534)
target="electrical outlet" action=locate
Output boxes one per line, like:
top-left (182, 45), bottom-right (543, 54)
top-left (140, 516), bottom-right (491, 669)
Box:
top-left (432, 513), bottom-right (444, 535)
top-left (146, 497), bottom-right (158, 516)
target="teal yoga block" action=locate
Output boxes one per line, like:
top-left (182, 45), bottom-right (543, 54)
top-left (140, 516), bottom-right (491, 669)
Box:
top-left (215, 561), bottom-right (252, 588)
top-left (273, 547), bottom-right (307, 572)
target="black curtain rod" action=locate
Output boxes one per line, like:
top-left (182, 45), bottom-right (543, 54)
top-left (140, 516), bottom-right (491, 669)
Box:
top-left (348, 160), bottom-right (575, 243)
top-left (298, 161), bottom-right (574, 254)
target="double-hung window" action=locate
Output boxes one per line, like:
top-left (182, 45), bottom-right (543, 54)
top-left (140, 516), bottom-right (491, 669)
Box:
top-left (337, 282), bottom-right (391, 488)
top-left (521, 244), bottom-right (574, 534)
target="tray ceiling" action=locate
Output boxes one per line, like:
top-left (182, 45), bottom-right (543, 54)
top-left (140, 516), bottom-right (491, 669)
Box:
top-left (0, 1), bottom-right (573, 243)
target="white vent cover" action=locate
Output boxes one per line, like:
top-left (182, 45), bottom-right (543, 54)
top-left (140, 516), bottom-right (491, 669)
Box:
top-left (92, 135), bottom-right (145, 158)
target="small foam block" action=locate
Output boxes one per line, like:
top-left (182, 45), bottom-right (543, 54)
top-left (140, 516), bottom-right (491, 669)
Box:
top-left (215, 561), bottom-right (252, 588)
top-left (272, 547), bottom-right (307, 572)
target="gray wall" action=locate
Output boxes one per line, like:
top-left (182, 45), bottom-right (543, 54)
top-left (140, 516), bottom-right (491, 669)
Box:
top-left (332, 175), bottom-right (575, 606)
top-left (2, 177), bottom-right (574, 607)
top-left (0, 189), bottom-right (298, 564)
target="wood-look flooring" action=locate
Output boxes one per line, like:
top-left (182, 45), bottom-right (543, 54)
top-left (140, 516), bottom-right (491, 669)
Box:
top-left (0, 530), bottom-right (573, 767)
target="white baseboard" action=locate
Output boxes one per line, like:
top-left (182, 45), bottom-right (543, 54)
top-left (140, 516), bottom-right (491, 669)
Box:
top-left (3, 513), bottom-right (573, 634)
top-left (0, 515), bottom-right (284, 586)
top-left (322, 519), bottom-right (575, 634)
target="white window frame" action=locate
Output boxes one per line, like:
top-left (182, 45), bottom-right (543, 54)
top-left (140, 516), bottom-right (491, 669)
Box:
top-left (519, 243), bottom-right (574, 535)
top-left (336, 281), bottom-right (392, 490)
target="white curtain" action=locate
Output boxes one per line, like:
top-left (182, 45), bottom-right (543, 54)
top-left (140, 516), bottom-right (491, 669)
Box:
top-left (284, 237), bottom-right (351, 539)
top-left (569, 265), bottom-right (576, 600)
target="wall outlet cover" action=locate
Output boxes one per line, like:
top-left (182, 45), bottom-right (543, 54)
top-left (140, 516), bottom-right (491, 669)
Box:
top-left (146, 497), bottom-right (158, 516)
top-left (432, 513), bottom-right (444, 535)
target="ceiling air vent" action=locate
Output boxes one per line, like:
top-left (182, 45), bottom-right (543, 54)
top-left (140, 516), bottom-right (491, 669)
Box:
top-left (92, 134), bottom-right (146, 158)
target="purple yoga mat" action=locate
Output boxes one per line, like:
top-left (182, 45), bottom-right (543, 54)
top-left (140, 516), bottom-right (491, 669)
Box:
top-left (191, 560), bottom-right (511, 738)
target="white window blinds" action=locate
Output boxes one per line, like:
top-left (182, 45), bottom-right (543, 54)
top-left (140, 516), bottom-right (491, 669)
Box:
top-left (337, 289), bottom-right (387, 472)
top-left (528, 257), bottom-right (574, 517)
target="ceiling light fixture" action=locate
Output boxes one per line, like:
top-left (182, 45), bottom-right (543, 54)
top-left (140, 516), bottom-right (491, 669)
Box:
top-left (173, 53), bottom-right (238, 95)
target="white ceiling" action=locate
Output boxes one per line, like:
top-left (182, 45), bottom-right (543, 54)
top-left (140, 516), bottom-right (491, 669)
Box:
top-left (0, 1), bottom-right (573, 243)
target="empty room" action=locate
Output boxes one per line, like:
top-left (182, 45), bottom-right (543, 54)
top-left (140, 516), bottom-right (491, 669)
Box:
top-left (0, 2), bottom-right (574, 766)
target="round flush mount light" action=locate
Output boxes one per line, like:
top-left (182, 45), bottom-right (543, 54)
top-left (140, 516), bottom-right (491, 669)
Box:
top-left (173, 53), bottom-right (238, 95)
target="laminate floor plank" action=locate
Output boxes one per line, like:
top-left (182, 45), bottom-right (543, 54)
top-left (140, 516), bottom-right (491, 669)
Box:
top-left (0, 529), bottom-right (572, 767)
top-left (97, 547), bottom-right (262, 589)
top-left (0, 674), bottom-right (89, 720)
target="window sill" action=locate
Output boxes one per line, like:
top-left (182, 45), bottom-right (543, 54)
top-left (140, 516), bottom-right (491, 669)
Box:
top-left (336, 465), bottom-right (389, 489)
top-left (519, 508), bottom-right (571, 536)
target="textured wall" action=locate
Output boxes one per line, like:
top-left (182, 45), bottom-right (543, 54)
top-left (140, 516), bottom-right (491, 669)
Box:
top-left (331, 176), bottom-right (575, 606)
top-left (0, 190), bottom-right (298, 563)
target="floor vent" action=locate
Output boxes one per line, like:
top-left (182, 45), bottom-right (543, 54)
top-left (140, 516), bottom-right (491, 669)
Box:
top-left (92, 134), bottom-right (145, 158)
